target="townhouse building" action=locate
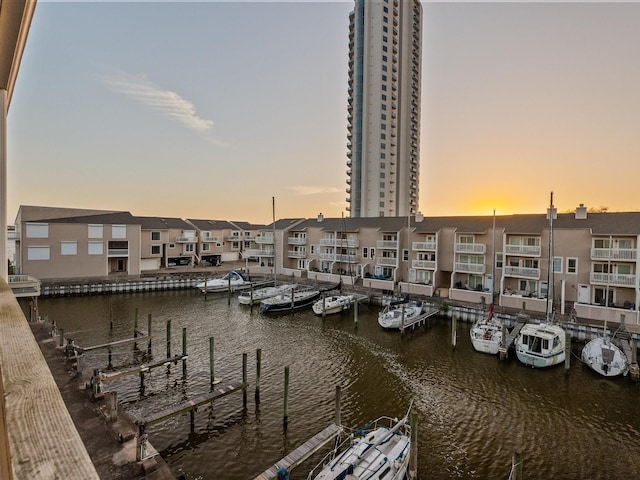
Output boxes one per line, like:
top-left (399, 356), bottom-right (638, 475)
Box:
top-left (137, 216), bottom-right (198, 270)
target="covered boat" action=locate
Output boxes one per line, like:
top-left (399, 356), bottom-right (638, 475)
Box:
top-left (515, 322), bottom-right (566, 368)
top-left (195, 270), bottom-right (251, 293)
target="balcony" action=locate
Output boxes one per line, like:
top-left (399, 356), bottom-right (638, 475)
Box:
top-left (505, 244), bottom-right (541, 256)
top-left (176, 236), bottom-right (197, 243)
top-left (8, 274), bottom-right (41, 297)
top-left (320, 252), bottom-right (336, 261)
top-left (377, 257), bottom-right (398, 267)
top-left (504, 266), bottom-right (540, 279)
top-left (255, 234), bottom-right (274, 244)
top-left (200, 235), bottom-right (219, 243)
top-left (288, 250), bottom-right (306, 258)
top-left (412, 241), bottom-right (436, 251)
top-left (337, 254), bottom-right (358, 263)
top-left (319, 237), bottom-right (359, 248)
top-left (590, 272), bottom-right (637, 287)
top-left (591, 248), bottom-right (637, 261)
top-left (454, 243), bottom-right (486, 254)
top-left (377, 240), bottom-right (398, 249)
top-left (107, 248), bottom-right (129, 257)
top-left (455, 262), bottom-right (485, 274)
top-left (288, 236), bottom-right (307, 245)
top-left (224, 235), bottom-right (242, 242)
top-left (412, 259), bottom-right (436, 270)
top-left (244, 248), bottom-right (274, 257)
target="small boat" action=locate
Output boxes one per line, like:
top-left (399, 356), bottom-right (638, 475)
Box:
top-left (259, 287), bottom-right (321, 313)
top-left (515, 321), bottom-right (566, 368)
top-left (308, 406), bottom-right (412, 480)
top-left (312, 294), bottom-right (356, 315)
top-left (378, 300), bottom-right (424, 329)
top-left (581, 336), bottom-right (628, 377)
top-left (237, 283), bottom-right (298, 305)
top-left (470, 304), bottom-right (503, 355)
top-left (195, 270), bottom-right (252, 293)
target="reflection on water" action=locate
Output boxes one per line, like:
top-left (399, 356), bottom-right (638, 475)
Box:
top-left (36, 290), bottom-right (640, 480)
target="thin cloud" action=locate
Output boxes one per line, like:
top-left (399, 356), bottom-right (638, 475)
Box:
top-left (289, 186), bottom-right (343, 195)
top-left (99, 71), bottom-right (213, 133)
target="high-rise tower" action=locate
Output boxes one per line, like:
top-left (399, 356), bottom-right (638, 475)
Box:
top-left (346, 0), bottom-right (422, 218)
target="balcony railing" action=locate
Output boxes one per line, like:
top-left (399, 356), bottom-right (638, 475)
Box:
top-left (504, 266), bottom-right (540, 279)
top-left (243, 248), bottom-right (274, 257)
top-left (377, 257), bottom-right (398, 267)
top-left (288, 250), bottom-right (306, 258)
top-left (320, 252), bottom-right (336, 261)
top-left (255, 235), bottom-right (274, 244)
top-left (377, 240), bottom-right (398, 249)
top-left (454, 243), bottom-right (486, 254)
top-left (288, 237), bottom-right (307, 245)
top-left (200, 236), bottom-right (219, 243)
top-left (337, 254), bottom-right (358, 263)
top-left (319, 238), bottom-right (359, 248)
top-left (412, 259), bottom-right (436, 270)
top-left (591, 248), bottom-right (637, 261)
top-left (454, 262), bottom-right (485, 274)
top-left (107, 248), bottom-right (129, 257)
top-left (590, 272), bottom-right (637, 287)
top-left (176, 236), bottom-right (197, 243)
top-left (412, 241), bottom-right (436, 251)
top-left (504, 245), bottom-right (541, 256)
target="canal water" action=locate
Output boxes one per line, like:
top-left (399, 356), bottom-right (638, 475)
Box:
top-left (35, 290), bottom-right (640, 480)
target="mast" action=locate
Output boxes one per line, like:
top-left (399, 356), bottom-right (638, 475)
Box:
top-left (546, 192), bottom-right (554, 320)
top-left (272, 196), bottom-right (277, 285)
top-left (491, 209), bottom-right (496, 305)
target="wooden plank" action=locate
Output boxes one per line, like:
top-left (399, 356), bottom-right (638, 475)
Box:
top-left (83, 334), bottom-right (149, 351)
top-left (142, 380), bottom-right (246, 426)
top-left (505, 321), bottom-right (527, 348)
top-left (253, 423), bottom-right (341, 480)
top-left (100, 354), bottom-right (187, 382)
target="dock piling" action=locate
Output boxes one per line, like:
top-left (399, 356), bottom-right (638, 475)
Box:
top-left (182, 327), bottom-right (187, 376)
top-left (243, 352), bottom-right (248, 409)
top-left (166, 320), bottom-right (171, 359)
top-left (354, 298), bottom-right (358, 327)
top-left (408, 413), bottom-right (418, 480)
top-left (255, 348), bottom-right (261, 404)
top-left (334, 385), bottom-right (341, 427)
top-left (564, 332), bottom-right (571, 371)
top-left (209, 337), bottom-right (216, 387)
top-left (147, 314), bottom-right (152, 355)
top-left (133, 307), bottom-right (139, 352)
top-left (451, 316), bottom-right (457, 349)
top-left (283, 366), bottom-right (290, 431)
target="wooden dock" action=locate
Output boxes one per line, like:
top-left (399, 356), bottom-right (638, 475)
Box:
top-left (99, 354), bottom-right (188, 382)
top-left (253, 423), bottom-right (342, 480)
top-left (400, 306), bottom-right (440, 331)
top-left (139, 380), bottom-right (246, 427)
top-left (504, 320), bottom-right (527, 349)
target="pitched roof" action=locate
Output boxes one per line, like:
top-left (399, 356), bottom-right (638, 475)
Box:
top-left (134, 216), bottom-right (193, 230)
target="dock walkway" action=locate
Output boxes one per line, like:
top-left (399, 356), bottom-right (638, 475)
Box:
top-left (253, 423), bottom-right (342, 480)
top-left (400, 307), bottom-right (440, 330)
top-left (504, 320), bottom-right (527, 349)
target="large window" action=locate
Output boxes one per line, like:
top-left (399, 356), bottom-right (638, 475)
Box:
top-left (26, 223), bottom-right (48, 238)
top-left (151, 231), bottom-right (161, 241)
top-left (567, 258), bottom-right (577, 274)
top-left (61, 241), bottom-right (77, 255)
top-left (112, 225), bottom-right (126, 239)
top-left (88, 224), bottom-right (103, 239)
top-left (28, 246), bottom-right (50, 260)
top-left (88, 242), bottom-right (103, 255)
top-left (151, 245), bottom-right (161, 255)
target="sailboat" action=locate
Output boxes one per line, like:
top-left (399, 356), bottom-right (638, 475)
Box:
top-left (581, 319), bottom-right (629, 377)
top-left (515, 193), bottom-right (566, 368)
top-left (238, 197), bottom-right (297, 305)
top-left (470, 210), bottom-right (503, 355)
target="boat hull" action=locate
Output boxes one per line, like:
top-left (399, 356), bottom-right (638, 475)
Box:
top-left (470, 321), bottom-right (502, 355)
top-left (237, 284), bottom-right (297, 305)
top-left (581, 337), bottom-right (628, 377)
top-left (515, 322), bottom-right (566, 368)
top-left (378, 302), bottom-right (424, 329)
top-left (259, 290), bottom-right (321, 313)
top-left (312, 295), bottom-right (355, 315)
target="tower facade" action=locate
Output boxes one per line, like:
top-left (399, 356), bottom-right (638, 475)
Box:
top-left (346, 0), bottom-right (422, 218)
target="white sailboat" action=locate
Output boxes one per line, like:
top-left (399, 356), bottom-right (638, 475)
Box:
top-left (307, 406), bottom-right (412, 480)
top-left (581, 319), bottom-right (629, 377)
top-left (515, 193), bottom-right (566, 368)
top-left (312, 293), bottom-right (356, 315)
top-left (378, 299), bottom-right (424, 329)
top-left (195, 270), bottom-right (252, 293)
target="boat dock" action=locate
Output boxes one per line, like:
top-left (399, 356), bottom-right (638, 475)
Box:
top-left (499, 319), bottom-right (527, 360)
top-left (253, 423), bottom-right (341, 480)
top-left (400, 304), bottom-right (440, 331)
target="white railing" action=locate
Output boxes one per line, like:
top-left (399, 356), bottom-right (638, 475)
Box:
top-left (454, 262), bottom-right (485, 274)
top-left (255, 234), bottom-right (274, 244)
top-left (412, 241), bottom-right (436, 251)
top-left (377, 240), bottom-right (398, 249)
top-left (319, 252), bottom-right (336, 261)
top-left (504, 266), bottom-right (540, 279)
top-left (176, 236), bottom-right (197, 243)
top-left (376, 257), bottom-right (398, 267)
top-left (590, 272), bottom-right (637, 287)
top-left (287, 250), bottom-right (306, 258)
top-left (200, 236), bottom-right (219, 243)
top-left (591, 248), bottom-right (637, 261)
top-left (336, 254), bottom-right (358, 263)
top-left (107, 248), bottom-right (129, 257)
top-left (504, 245), bottom-right (541, 256)
top-left (244, 248), bottom-right (274, 257)
top-left (288, 237), bottom-right (307, 245)
top-left (454, 243), bottom-right (486, 254)
top-left (319, 238), bottom-right (359, 247)
top-left (412, 259), bottom-right (436, 269)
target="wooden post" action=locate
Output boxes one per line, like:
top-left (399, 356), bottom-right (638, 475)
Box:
top-left (564, 332), bottom-right (571, 371)
top-left (322, 293), bottom-right (326, 318)
top-left (242, 352), bottom-right (248, 409)
top-left (182, 327), bottom-right (187, 376)
top-left (108, 347), bottom-right (113, 370)
top-left (408, 413), bottom-right (418, 480)
top-left (250, 284), bottom-right (254, 313)
top-left (0, 366), bottom-right (12, 480)
top-left (147, 313), bottom-right (152, 355)
top-left (228, 275), bottom-right (232, 305)
top-left (354, 298), bottom-right (358, 327)
top-left (500, 326), bottom-right (508, 361)
top-left (451, 315), bottom-right (457, 348)
top-left (283, 366), bottom-right (290, 430)
top-left (255, 348), bottom-right (262, 404)
top-left (136, 424), bottom-right (147, 462)
top-left (166, 320), bottom-right (171, 359)
top-left (334, 385), bottom-right (341, 427)
top-left (401, 304), bottom-right (406, 336)
top-left (209, 337), bottom-right (216, 387)
top-left (133, 307), bottom-right (139, 352)
top-left (59, 328), bottom-right (64, 347)
top-left (511, 451), bottom-right (523, 480)
top-left (203, 277), bottom-right (208, 300)
top-left (107, 391), bottom-right (118, 422)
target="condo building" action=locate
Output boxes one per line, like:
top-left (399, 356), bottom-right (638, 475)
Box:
top-left (346, 0), bottom-right (423, 218)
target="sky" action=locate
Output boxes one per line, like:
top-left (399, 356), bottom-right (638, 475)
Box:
top-left (7, 1), bottom-right (640, 224)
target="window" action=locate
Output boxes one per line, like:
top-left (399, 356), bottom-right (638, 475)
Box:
top-left (380, 172), bottom-right (386, 178)
top-left (382, 65), bottom-right (387, 72)
top-left (380, 143), bottom-right (386, 149)
top-left (403, 249), bottom-right (409, 261)
top-left (61, 241), bottom-right (77, 255)
top-left (383, 16), bottom-right (388, 23)
top-left (380, 192), bottom-right (385, 198)
top-left (381, 123), bottom-right (386, 130)
top-left (151, 231), bottom-right (161, 241)
top-left (383, 45), bottom-right (388, 52)
top-left (112, 225), bottom-right (126, 239)
top-left (381, 133), bottom-right (386, 140)
top-left (371, 248), bottom-right (375, 258)
top-left (185, 244), bottom-right (194, 252)
top-left (202, 243), bottom-right (210, 251)
top-left (383, 35), bottom-right (388, 43)
top-left (26, 223), bottom-right (48, 238)
top-left (381, 113), bottom-right (386, 120)
top-left (363, 247), bottom-right (368, 259)
top-left (169, 243), bottom-right (175, 249)
top-left (88, 224), bottom-right (103, 239)
top-left (380, 201), bottom-right (385, 207)
top-left (380, 182), bottom-right (385, 188)
top-left (382, 75), bottom-right (387, 82)
top-left (382, 84), bottom-right (387, 91)
top-left (88, 241), bottom-right (103, 255)
top-left (567, 258), bottom-right (577, 274)
top-left (28, 246), bottom-right (50, 260)
top-left (310, 244), bottom-right (315, 255)
top-left (553, 257), bottom-right (562, 273)
top-left (382, 55), bottom-right (387, 62)
top-left (151, 245), bottom-right (161, 255)
top-left (496, 253), bottom-right (503, 268)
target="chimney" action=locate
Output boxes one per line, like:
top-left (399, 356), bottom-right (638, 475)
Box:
top-left (415, 212), bottom-right (424, 222)
top-left (317, 213), bottom-right (324, 222)
top-left (575, 204), bottom-right (587, 219)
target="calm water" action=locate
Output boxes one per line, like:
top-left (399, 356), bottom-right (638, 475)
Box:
top-left (34, 290), bottom-right (640, 480)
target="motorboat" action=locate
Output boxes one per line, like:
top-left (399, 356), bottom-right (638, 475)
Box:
top-left (581, 336), bottom-right (629, 377)
top-left (195, 270), bottom-right (252, 293)
top-left (259, 287), bottom-right (321, 313)
top-left (470, 304), bottom-right (503, 355)
top-left (312, 294), bottom-right (357, 315)
top-left (515, 321), bottom-right (566, 368)
top-left (307, 407), bottom-right (412, 480)
top-left (378, 300), bottom-right (424, 329)
top-left (237, 283), bottom-right (297, 305)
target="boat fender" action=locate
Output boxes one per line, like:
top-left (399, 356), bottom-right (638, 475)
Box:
top-left (277, 466), bottom-right (289, 480)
